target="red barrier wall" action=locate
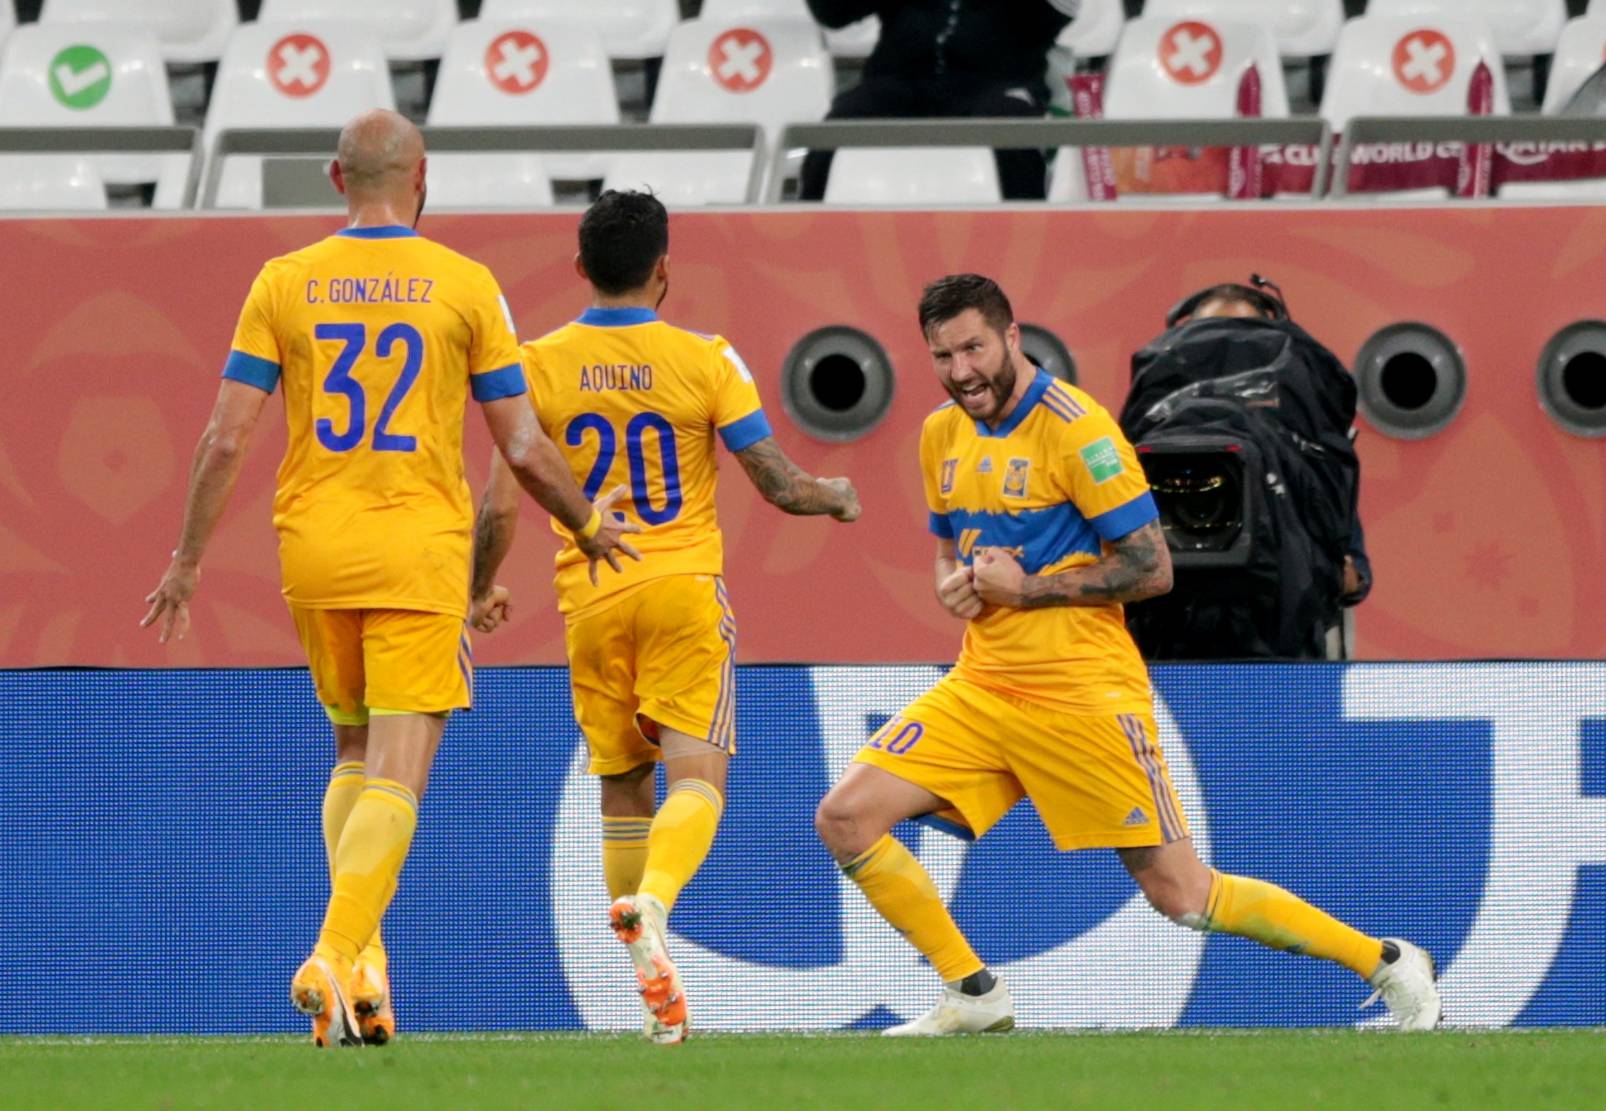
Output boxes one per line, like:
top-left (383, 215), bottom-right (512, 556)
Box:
top-left (2, 207), bottom-right (1604, 667)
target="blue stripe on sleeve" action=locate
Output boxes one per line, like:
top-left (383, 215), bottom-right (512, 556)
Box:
top-left (929, 511), bottom-right (954, 539)
top-left (1089, 491), bottom-right (1159, 541)
top-left (471, 363), bottom-right (527, 402)
top-left (718, 409), bottom-right (772, 452)
top-left (221, 350), bottom-right (280, 393)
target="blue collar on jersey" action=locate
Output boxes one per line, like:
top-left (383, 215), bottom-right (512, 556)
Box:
top-left (577, 306), bottom-right (658, 326)
top-left (336, 225), bottom-right (418, 238)
top-left (974, 367), bottom-right (1054, 438)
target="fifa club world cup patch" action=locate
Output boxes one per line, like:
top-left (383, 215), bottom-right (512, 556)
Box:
top-left (940, 458), bottom-right (957, 494)
top-left (1080, 437), bottom-right (1125, 484)
top-left (1003, 457), bottom-right (1030, 499)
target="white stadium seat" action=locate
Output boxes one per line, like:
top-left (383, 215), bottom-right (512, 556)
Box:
top-left (1059, 0), bottom-right (1125, 59)
top-left (40, 0), bottom-right (238, 65)
top-left (1367, 0), bottom-right (1568, 58)
top-left (1, 2), bottom-right (13, 47)
top-left (0, 24), bottom-right (187, 206)
top-left (1105, 16), bottom-right (1289, 118)
top-left (603, 150), bottom-right (760, 205)
top-left (426, 152), bottom-right (553, 209)
top-left (1141, 0), bottom-right (1345, 58)
top-left (603, 17), bottom-right (831, 205)
top-left (1049, 17), bottom-right (1287, 202)
top-left (0, 156), bottom-right (107, 210)
top-left (257, 0), bottom-right (457, 62)
top-left (479, 0), bottom-right (679, 61)
top-left (698, 0), bottom-right (879, 59)
top-left (1541, 16), bottom-right (1606, 112)
top-left (204, 23), bottom-right (394, 208)
top-left (822, 147), bottom-right (1001, 205)
top-left (1321, 16), bottom-right (1509, 129)
top-left (428, 19), bottom-right (619, 180)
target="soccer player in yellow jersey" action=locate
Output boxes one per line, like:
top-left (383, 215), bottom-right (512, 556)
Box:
top-left (470, 190), bottom-right (860, 1044)
top-left (814, 275), bottom-right (1442, 1034)
top-left (140, 111), bottom-right (639, 1048)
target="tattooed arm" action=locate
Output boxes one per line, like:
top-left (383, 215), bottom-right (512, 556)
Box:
top-left (734, 436), bottom-right (861, 521)
top-left (971, 520), bottom-right (1173, 609)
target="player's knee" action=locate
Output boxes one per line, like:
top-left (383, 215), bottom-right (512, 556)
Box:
top-left (813, 794), bottom-right (865, 859)
top-left (1139, 875), bottom-right (1207, 926)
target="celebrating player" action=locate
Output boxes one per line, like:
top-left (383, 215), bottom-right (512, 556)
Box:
top-left (813, 274), bottom-right (1441, 1034)
top-left (470, 190), bottom-right (860, 1044)
top-left (140, 111), bottom-right (638, 1048)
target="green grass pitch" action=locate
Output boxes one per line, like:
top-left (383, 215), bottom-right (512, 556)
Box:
top-left (4, 1030), bottom-right (1602, 1110)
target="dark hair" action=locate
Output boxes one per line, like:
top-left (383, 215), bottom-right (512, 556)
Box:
top-left (917, 273), bottom-right (1014, 337)
top-left (1165, 278), bottom-right (1288, 327)
top-left (578, 189), bottom-right (669, 295)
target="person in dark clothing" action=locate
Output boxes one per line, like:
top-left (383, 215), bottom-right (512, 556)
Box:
top-left (801, 1), bottom-right (1078, 200)
top-left (1169, 282), bottom-right (1372, 609)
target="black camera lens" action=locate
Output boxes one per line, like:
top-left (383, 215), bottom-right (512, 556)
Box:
top-left (1147, 453), bottom-right (1245, 553)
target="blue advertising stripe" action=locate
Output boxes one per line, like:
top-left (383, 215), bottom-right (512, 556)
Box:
top-left (0, 663), bottom-right (1600, 1033)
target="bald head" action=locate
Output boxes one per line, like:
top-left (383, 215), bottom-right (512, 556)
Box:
top-left (336, 109), bottom-right (424, 195)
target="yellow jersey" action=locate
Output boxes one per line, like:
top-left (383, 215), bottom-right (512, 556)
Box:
top-left (223, 224), bottom-right (525, 617)
top-left (521, 307), bottom-right (770, 617)
top-left (921, 369), bottom-right (1159, 712)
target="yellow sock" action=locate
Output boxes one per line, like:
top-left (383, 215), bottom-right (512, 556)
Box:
top-left (844, 834), bottom-right (982, 983)
top-left (1203, 870), bottom-right (1384, 978)
top-left (636, 779), bottom-right (723, 914)
top-left (602, 816), bottom-right (653, 900)
top-left (321, 762), bottom-right (387, 971)
top-left (315, 779), bottom-right (418, 967)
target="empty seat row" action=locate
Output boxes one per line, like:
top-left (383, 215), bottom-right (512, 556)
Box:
top-left (0, 0), bottom-right (878, 64)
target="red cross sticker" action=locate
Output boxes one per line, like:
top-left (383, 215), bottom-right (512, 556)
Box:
top-left (485, 30), bottom-right (548, 95)
top-left (709, 28), bottom-right (772, 93)
top-left (267, 33), bottom-right (330, 98)
top-left (1159, 21), bottom-right (1223, 86)
top-left (1393, 29), bottom-right (1455, 95)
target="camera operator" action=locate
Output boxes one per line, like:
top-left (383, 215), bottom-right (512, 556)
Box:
top-left (799, 1), bottom-right (1080, 201)
top-left (1119, 278), bottom-right (1368, 659)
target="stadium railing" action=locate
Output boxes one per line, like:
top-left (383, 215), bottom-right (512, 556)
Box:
top-left (0, 126), bottom-right (204, 207)
top-left (765, 117), bottom-right (1335, 203)
top-left (200, 123), bottom-right (766, 209)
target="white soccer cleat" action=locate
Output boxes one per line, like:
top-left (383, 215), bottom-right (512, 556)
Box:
top-left (1361, 938), bottom-right (1442, 1031)
top-left (610, 894), bottom-right (689, 1041)
top-left (883, 977), bottom-right (1015, 1037)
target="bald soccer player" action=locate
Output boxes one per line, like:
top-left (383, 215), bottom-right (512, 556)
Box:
top-left (142, 110), bottom-right (640, 1048)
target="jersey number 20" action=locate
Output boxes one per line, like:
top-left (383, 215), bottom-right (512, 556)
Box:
top-left (314, 322), bottom-right (422, 453)
top-left (565, 412), bottom-right (682, 525)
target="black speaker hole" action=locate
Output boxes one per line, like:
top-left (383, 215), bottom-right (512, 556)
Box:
top-left (1561, 351), bottom-right (1606, 411)
top-left (809, 354), bottom-right (867, 413)
top-left (1379, 352), bottom-right (1438, 411)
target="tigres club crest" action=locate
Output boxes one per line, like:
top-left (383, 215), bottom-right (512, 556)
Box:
top-left (1003, 457), bottom-right (1030, 499)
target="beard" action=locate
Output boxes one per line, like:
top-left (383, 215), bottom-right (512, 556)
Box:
top-left (945, 351), bottom-right (1017, 423)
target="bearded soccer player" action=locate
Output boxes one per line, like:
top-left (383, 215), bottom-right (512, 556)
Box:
top-left (470, 190), bottom-right (860, 1044)
top-left (813, 274), bottom-right (1441, 1034)
top-left (140, 110), bottom-right (639, 1048)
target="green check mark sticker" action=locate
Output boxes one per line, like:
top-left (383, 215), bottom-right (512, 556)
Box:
top-left (49, 45), bottom-right (113, 110)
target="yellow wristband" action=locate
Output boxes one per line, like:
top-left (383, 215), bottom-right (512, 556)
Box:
top-left (578, 507), bottom-right (603, 541)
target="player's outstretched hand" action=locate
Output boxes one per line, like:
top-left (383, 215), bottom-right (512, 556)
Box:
top-left (937, 563), bottom-right (985, 620)
top-left (471, 585), bottom-right (512, 633)
top-left (972, 547), bottom-right (1027, 608)
top-left (579, 484), bottom-right (644, 587)
top-left (140, 558), bottom-right (199, 644)
top-left (819, 477), bottom-right (861, 523)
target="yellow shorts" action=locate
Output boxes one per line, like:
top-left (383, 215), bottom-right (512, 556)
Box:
top-left (854, 674), bottom-right (1189, 851)
top-left (565, 574), bottom-right (737, 776)
top-left (289, 605), bottom-right (472, 725)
